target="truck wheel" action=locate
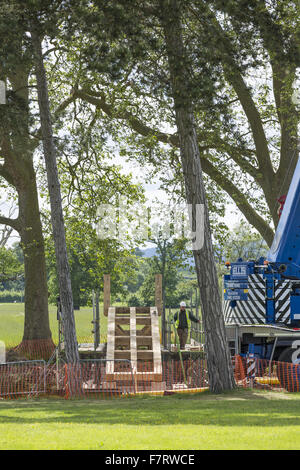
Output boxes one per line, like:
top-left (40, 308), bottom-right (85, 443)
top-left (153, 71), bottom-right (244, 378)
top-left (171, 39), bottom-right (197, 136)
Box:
top-left (277, 348), bottom-right (300, 392)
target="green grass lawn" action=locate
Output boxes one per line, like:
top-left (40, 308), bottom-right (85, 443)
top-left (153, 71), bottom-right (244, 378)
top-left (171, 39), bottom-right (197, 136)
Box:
top-left (0, 302), bottom-right (108, 348)
top-left (1, 389), bottom-right (300, 450)
top-left (0, 303), bottom-right (179, 348)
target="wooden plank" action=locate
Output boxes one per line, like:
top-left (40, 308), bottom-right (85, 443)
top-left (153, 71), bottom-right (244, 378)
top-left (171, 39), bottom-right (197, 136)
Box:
top-left (130, 307), bottom-right (137, 374)
top-left (115, 325), bottom-right (130, 336)
top-left (151, 307), bottom-right (162, 377)
top-left (115, 336), bottom-right (130, 347)
top-left (155, 274), bottom-right (163, 316)
top-left (103, 274), bottom-right (111, 316)
top-left (115, 307), bottom-right (130, 314)
top-left (137, 325), bottom-right (152, 336)
top-left (115, 317), bottom-right (131, 325)
top-left (115, 307), bottom-right (151, 314)
top-left (105, 372), bottom-right (162, 382)
top-left (136, 350), bottom-right (153, 360)
top-left (105, 306), bottom-right (116, 376)
top-left (136, 336), bottom-right (152, 347)
top-left (135, 307), bottom-right (151, 314)
top-left (114, 350), bottom-right (131, 360)
top-left (136, 317), bottom-right (151, 325)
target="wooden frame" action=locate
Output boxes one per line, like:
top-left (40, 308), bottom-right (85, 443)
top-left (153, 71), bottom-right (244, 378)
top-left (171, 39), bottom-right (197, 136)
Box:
top-left (103, 273), bottom-right (163, 316)
top-left (105, 306), bottom-right (162, 383)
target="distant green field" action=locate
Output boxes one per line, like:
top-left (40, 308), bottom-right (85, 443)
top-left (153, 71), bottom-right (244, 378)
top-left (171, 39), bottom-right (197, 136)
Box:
top-left (0, 303), bottom-right (108, 348)
top-left (0, 303), bottom-right (194, 349)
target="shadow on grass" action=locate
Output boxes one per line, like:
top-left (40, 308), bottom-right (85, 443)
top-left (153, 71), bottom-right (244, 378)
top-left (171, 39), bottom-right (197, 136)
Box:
top-left (0, 389), bottom-right (300, 427)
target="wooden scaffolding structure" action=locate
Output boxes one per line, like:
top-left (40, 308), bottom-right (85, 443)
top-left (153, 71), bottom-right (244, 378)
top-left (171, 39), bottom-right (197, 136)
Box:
top-left (104, 275), bottom-right (163, 387)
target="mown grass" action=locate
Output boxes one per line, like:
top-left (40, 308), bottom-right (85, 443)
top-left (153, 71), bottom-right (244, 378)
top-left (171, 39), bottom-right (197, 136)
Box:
top-left (0, 303), bottom-right (180, 348)
top-left (1, 389), bottom-right (300, 449)
top-left (0, 302), bottom-right (108, 348)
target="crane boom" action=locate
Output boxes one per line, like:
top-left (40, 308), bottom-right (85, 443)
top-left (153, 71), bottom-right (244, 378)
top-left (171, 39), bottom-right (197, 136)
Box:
top-left (268, 156), bottom-right (300, 271)
top-left (223, 152), bottom-right (300, 326)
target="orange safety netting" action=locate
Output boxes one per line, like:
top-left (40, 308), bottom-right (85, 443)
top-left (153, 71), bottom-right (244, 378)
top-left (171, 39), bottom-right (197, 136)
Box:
top-left (8, 339), bottom-right (56, 361)
top-left (1, 356), bottom-right (300, 399)
top-left (232, 355), bottom-right (298, 391)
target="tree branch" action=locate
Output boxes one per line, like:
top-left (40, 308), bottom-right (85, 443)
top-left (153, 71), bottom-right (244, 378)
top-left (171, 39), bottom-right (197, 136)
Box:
top-left (74, 87), bottom-right (258, 180)
top-left (189, 5), bottom-right (274, 178)
top-left (31, 93), bottom-right (77, 144)
top-left (74, 87), bottom-right (274, 242)
top-left (73, 88), bottom-right (180, 147)
top-left (0, 215), bottom-right (20, 232)
top-left (200, 157), bottom-right (274, 246)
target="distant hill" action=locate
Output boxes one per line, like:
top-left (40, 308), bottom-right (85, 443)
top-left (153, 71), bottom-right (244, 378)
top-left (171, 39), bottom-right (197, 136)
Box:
top-left (140, 247), bottom-right (157, 258)
top-left (136, 246), bottom-right (195, 267)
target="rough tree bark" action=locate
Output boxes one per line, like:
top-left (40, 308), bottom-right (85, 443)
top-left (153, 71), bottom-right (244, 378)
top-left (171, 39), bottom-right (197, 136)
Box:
top-left (30, 24), bottom-right (79, 363)
top-left (160, 0), bottom-right (235, 392)
top-left (18, 170), bottom-right (53, 341)
top-left (0, 60), bottom-right (55, 359)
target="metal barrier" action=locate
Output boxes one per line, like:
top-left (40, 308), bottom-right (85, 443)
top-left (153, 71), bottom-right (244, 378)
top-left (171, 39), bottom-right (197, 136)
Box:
top-left (52, 359), bottom-right (136, 398)
top-left (190, 320), bottom-right (205, 347)
top-left (78, 359), bottom-right (135, 396)
top-left (0, 360), bottom-right (46, 398)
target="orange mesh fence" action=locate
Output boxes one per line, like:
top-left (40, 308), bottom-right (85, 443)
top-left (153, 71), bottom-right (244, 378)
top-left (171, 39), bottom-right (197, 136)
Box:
top-left (232, 355), bottom-right (300, 391)
top-left (7, 339), bottom-right (56, 362)
top-left (232, 354), bottom-right (247, 385)
top-left (0, 357), bottom-right (209, 399)
top-left (0, 361), bottom-right (46, 398)
top-left (1, 356), bottom-right (300, 399)
top-left (63, 358), bottom-right (210, 398)
top-left (276, 361), bottom-right (300, 392)
top-left (161, 357), bottom-right (208, 392)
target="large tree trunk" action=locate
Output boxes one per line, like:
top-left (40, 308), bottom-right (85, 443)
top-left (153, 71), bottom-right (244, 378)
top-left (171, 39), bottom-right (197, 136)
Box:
top-left (18, 177), bottom-right (51, 340)
top-left (160, 0), bottom-right (235, 393)
top-left (0, 62), bottom-right (55, 359)
top-left (31, 24), bottom-right (79, 363)
top-left (12, 171), bottom-right (55, 360)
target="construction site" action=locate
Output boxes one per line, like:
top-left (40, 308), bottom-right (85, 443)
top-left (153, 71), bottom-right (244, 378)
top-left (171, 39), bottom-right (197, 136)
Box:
top-left (2, 267), bottom-right (300, 400)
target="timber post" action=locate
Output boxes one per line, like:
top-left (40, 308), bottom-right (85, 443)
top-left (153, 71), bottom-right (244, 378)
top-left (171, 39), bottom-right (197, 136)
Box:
top-left (103, 274), bottom-right (111, 317)
top-left (155, 274), bottom-right (163, 316)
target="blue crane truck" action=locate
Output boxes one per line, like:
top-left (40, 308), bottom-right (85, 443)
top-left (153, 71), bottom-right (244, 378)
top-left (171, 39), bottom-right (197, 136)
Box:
top-left (223, 153), bottom-right (300, 389)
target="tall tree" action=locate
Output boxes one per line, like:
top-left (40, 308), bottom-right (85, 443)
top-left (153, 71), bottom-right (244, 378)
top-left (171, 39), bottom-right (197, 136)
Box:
top-left (63, 0), bottom-right (299, 247)
top-left (0, 2), bottom-right (54, 357)
top-left (30, 20), bottom-right (79, 362)
top-left (0, 1), bottom-right (146, 357)
top-left (158, 0), bottom-right (235, 392)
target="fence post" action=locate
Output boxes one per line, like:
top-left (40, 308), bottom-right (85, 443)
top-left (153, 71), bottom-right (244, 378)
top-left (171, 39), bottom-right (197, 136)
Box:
top-left (246, 352), bottom-right (256, 387)
top-left (64, 364), bottom-right (70, 399)
top-left (92, 289), bottom-right (100, 351)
